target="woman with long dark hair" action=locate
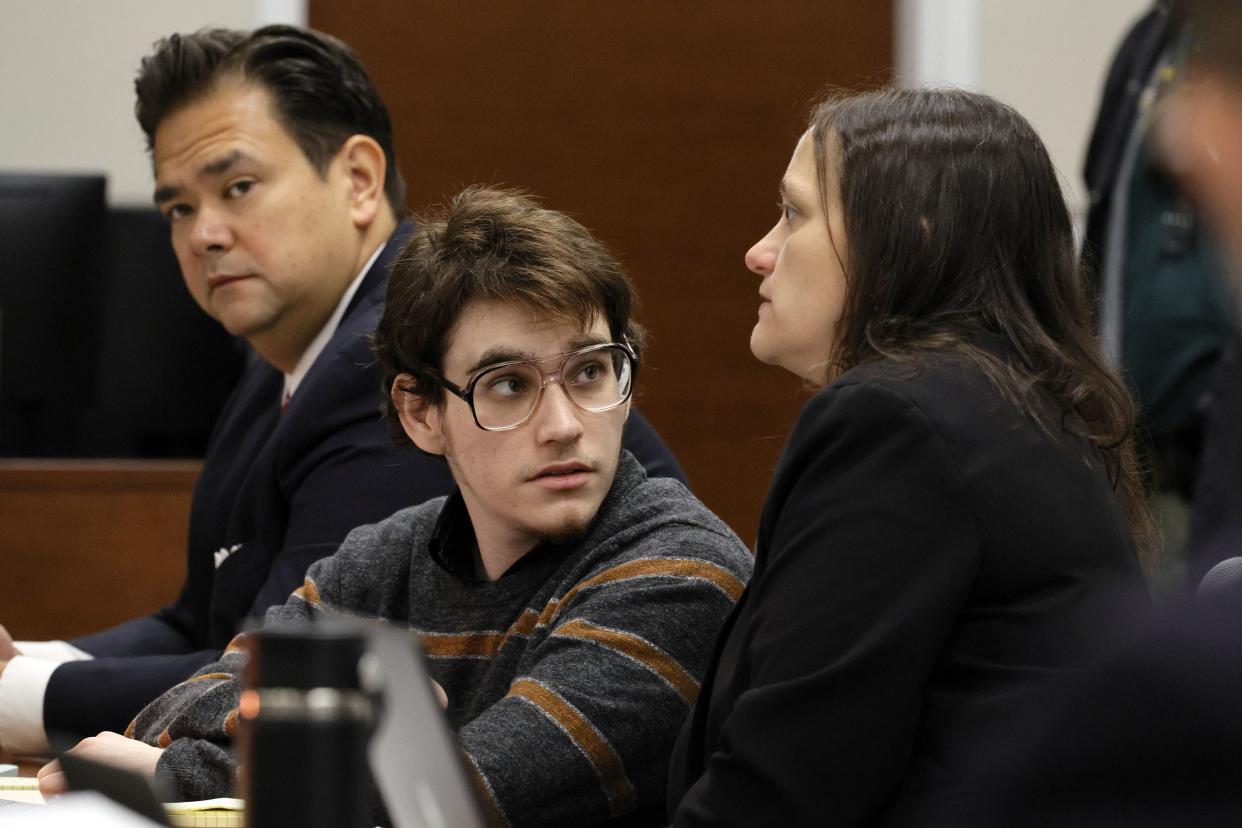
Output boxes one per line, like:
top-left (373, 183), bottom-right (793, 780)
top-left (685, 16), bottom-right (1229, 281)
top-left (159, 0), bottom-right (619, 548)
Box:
top-left (666, 88), bottom-right (1152, 825)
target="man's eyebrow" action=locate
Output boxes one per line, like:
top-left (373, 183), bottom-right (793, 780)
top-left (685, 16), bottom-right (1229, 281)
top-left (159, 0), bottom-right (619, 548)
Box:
top-left (465, 348), bottom-right (533, 376)
top-left (152, 150), bottom-right (250, 205)
top-left (153, 184), bottom-right (179, 206)
top-left (566, 333), bottom-right (610, 350)
top-left (463, 334), bottom-right (612, 376)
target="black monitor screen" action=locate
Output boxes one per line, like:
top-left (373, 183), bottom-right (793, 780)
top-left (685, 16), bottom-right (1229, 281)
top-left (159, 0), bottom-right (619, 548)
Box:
top-left (0, 173), bottom-right (107, 456)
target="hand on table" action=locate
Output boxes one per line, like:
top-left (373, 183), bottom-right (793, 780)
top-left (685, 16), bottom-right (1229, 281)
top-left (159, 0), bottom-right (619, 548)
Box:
top-left (37, 732), bottom-right (164, 798)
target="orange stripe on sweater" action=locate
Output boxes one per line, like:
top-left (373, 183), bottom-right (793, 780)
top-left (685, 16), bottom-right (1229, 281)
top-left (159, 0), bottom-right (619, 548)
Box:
top-left (553, 618), bottom-right (700, 704)
top-left (292, 578), bottom-right (322, 606)
top-left (420, 609), bottom-right (542, 660)
top-left (503, 609), bottom-right (541, 641)
top-left (420, 631), bottom-right (506, 659)
top-left (185, 672), bottom-right (234, 683)
top-left (537, 558), bottom-right (745, 628)
top-left (509, 677), bottom-right (635, 816)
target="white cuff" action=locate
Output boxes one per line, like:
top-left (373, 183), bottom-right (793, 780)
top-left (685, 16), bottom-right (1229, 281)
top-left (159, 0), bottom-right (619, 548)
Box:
top-left (0, 655), bottom-right (60, 755)
top-left (15, 640), bottom-right (93, 662)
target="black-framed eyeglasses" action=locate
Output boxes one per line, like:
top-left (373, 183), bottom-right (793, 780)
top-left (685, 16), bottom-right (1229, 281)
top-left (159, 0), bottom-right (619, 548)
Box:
top-left (434, 341), bottom-right (637, 432)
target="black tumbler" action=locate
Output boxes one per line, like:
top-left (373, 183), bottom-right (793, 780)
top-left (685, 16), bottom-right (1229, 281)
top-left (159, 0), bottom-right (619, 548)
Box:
top-left (239, 621), bottom-right (376, 828)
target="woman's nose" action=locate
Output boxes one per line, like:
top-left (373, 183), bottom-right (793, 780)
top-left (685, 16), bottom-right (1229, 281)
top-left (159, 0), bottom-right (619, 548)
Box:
top-left (745, 224), bottom-right (779, 277)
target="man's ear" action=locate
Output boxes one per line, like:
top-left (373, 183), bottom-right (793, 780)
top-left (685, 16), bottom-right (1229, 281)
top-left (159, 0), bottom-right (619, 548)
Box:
top-left (338, 134), bottom-right (387, 229)
top-left (391, 375), bottom-right (446, 456)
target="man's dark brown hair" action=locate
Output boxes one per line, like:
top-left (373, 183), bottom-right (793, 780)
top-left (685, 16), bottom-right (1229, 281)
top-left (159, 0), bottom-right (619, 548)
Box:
top-left (372, 186), bottom-right (645, 444)
top-left (134, 24), bottom-right (406, 216)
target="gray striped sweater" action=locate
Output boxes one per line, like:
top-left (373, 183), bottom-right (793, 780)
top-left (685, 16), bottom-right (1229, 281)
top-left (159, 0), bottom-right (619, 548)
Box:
top-left (128, 452), bottom-right (751, 826)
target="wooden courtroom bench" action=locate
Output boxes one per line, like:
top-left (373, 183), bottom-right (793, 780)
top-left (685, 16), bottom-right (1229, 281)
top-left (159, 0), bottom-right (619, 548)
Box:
top-left (0, 460), bottom-right (198, 642)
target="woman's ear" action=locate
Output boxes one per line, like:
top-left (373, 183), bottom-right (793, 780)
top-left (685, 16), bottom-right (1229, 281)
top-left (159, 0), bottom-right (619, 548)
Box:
top-left (391, 375), bottom-right (446, 455)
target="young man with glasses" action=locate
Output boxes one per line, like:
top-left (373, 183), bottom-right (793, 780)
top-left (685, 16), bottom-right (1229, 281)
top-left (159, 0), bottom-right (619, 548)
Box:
top-left (40, 187), bottom-right (752, 827)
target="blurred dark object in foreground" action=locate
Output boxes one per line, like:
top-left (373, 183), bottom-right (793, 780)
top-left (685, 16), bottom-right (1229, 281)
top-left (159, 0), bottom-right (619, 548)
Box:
top-left (979, 564), bottom-right (1242, 826)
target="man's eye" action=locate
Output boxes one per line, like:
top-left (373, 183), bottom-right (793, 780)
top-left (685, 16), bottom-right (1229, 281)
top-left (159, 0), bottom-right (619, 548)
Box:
top-left (486, 375), bottom-right (529, 397)
top-left (225, 180), bottom-right (254, 199)
top-left (571, 361), bottom-right (605, 384)
top-left (165, 204), bottom-right (192, 222)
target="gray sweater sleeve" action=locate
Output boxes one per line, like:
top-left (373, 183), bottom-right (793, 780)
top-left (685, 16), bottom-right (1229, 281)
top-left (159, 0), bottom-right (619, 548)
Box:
top-left (129, 560), bottom-right (335, 800)
top-left (128, 505), bottom-right (427, 801)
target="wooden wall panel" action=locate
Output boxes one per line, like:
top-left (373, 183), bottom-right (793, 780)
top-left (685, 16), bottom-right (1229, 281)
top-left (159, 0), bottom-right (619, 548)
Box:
top-left (311, 1), bottom-right (893, 542)
top-left (0, 462), bottom-right (197, 641)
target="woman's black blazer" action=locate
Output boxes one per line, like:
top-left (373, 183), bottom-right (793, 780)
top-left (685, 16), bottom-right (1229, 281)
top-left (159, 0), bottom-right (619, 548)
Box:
top-left (668, 347), bottom-right (1147, 826)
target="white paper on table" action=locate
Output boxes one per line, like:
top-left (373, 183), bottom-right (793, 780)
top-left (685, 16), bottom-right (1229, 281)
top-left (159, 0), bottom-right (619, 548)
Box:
top-left (2, 789), bottom-right (163, 825)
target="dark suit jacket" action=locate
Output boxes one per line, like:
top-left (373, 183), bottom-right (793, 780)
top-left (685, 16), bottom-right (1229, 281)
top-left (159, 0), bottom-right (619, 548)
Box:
top-left (667, 349), bottom-right (1146, 826)
top-left (43, 222), bottom-right (686, 740)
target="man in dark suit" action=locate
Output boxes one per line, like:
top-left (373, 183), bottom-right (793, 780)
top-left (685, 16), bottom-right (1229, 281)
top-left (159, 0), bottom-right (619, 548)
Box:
top-left (0, 25), bottom-right (684, 757)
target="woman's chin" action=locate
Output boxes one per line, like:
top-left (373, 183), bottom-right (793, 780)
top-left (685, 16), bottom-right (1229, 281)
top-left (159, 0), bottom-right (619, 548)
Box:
top-left (749, 328), bottom-right (776, 366)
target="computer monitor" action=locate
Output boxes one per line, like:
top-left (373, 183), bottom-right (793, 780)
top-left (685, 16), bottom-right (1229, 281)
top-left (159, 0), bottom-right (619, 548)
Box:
top-left (0, 173), bottom-right (107, 456)
top-left (0, 174), bottom-right (245, 458)
top-left (83, 206), bottom-right (246, 457)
